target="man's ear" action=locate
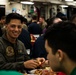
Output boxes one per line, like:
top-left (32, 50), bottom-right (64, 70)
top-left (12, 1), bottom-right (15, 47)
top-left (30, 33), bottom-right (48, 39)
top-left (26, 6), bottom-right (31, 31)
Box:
top-left (57, 49), bottom-right (63, 61)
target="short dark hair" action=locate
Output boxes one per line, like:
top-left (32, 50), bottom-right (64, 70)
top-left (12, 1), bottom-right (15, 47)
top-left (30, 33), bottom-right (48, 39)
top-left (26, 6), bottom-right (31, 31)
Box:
top-left (44, 21), bottom-right (76, 62)
top-left (40, 15), bottom-right (45, 19)
top-left (5, 13), bottom-right (23, 24)
top-left (32, 15), bottom-right (37, 20)
top-left (46, 17), bottom-right (61, 28)
top-left (23, 17), bottom-right (27, 23)
top-left (0, 16), bottom-right (6, 20)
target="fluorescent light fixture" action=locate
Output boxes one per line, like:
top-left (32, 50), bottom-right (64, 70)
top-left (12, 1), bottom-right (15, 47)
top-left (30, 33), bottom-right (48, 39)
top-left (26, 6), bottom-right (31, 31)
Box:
top-left (21, 1), bottom-right (34, 5)
top-left (65, 0), bottom-right (73, 1)
top-left (73, 1), bottom-right (76, 3)
top-left (60, 5), bottom-right (68, 7)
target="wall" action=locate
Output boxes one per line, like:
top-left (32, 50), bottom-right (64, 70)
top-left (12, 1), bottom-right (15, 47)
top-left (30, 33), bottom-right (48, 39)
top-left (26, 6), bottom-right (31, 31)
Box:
top-left (0, 0), bottom-right (67, 20)
top-left (0, 0), bottom-right (29, 17)
top-left (0, 0), bottom-right (8, 4)
top-left (7, 2), bottom-right (29, 17)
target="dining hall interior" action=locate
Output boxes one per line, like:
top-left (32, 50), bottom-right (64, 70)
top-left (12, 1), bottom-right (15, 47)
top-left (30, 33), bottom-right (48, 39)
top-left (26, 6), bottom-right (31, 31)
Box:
top-left (0, 0), bottom-right (76, 75)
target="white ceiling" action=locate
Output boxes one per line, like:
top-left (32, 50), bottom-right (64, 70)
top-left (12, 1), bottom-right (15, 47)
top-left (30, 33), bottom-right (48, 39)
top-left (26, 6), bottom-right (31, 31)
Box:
top-left (9, 0), bottom-right (76, 6)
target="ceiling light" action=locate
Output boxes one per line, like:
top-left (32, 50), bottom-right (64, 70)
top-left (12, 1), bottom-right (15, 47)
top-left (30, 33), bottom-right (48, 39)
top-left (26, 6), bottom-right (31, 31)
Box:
top-left (73, 1), bottom-right (76, 3)
top-left (60, 5), bottom-right (68, 7)
top-left (65, 0), bottom-right (73, 1)
top-left (21, 1), bottom-right (34, 5)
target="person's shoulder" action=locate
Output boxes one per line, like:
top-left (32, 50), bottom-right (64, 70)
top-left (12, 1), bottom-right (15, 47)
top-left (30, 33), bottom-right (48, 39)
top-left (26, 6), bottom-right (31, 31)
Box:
top-left (20, 28), bottom-right (30, 35)
top-left (35, 35), bottom-right (44, 42)
top-left (38, 35), bottom-right (44, 39)
top-left (29, 22), bottom-right (34, 25)
top-left (32, 22), bottom-right (38, 25)
top-left (17, 39), bottom-right (24, 45)
top-left (22, 28), bottom-right (28, 33)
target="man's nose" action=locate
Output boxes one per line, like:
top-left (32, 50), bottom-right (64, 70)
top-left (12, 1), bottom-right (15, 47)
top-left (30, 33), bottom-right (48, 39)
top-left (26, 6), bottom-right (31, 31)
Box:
top-left (15, 27), bottom-right (19, 31)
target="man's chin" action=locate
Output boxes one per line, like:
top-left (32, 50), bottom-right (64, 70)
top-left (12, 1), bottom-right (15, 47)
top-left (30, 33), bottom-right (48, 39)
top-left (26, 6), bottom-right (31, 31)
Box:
top-left (12, 36), bottom-right (18, 39)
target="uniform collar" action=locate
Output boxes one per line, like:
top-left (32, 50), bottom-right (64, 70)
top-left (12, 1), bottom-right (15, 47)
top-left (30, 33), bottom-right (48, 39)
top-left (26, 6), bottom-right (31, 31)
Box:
top-left (2, 33), bottom-right (18, 44)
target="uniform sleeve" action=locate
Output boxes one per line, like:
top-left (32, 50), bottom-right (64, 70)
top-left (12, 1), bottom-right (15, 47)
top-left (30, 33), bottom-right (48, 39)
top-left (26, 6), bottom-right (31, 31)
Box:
top-left (21, 42), bottom-right (30, 61)
top-left (18, 40), bottom-right (30, 61)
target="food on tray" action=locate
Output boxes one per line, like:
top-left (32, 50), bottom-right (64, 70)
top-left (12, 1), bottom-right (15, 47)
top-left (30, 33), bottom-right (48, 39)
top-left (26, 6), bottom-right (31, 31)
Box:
top-left (34, 69), bottom-right (42, 75)
top-left (33, 69), bottom-right (56, 75)
top-left (29, 67), bottom-right (56, 75)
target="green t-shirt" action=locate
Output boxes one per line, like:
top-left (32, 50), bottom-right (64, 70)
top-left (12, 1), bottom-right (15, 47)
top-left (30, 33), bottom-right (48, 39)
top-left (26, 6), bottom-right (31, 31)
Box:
top-left (0, 70), bottom-right (23, 75)
top-left (70, 67), bottom-right (76, 75)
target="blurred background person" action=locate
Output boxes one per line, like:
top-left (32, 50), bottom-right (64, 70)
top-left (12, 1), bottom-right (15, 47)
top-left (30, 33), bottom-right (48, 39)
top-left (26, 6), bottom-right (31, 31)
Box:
top-left (0, 16), bottom-right (6, 35)
top-left (43, 17), bottom-right (62, 34)
top-left (28, 15), bottom-right (42, 34)
top-left (22, 17), bottom-right (28, 31)
top-left (30, 17), bottom-right (62, 59)
top-left (18, 28), bottom-right (32, 54)
top-left (56, 8), bottom-right (67, 21)
top-left (38, 15), bottom-right (47, 31)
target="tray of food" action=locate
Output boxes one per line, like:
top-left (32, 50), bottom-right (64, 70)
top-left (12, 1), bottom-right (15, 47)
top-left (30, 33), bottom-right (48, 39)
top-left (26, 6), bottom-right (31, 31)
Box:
top-left (28, 68), bottom-right (57, 75)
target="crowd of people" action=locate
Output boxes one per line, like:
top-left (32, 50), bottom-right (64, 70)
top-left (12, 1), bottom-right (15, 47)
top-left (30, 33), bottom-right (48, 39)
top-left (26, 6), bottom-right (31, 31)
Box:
top-left (0, 9), bottom-right (76, 75)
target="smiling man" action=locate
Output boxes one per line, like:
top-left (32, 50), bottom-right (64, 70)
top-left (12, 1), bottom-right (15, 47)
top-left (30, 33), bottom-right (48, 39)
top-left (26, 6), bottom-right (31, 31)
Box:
top-left (44, 21), bottom-right (76, 75)
top-left (0, 13), bottom-right (45, 72)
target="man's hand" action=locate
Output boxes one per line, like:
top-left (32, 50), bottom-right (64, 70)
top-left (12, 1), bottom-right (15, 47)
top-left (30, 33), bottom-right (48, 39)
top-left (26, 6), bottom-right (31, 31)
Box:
top-left (23, 59), bottom-right (39, 69)
top-left (36, 58), bottom-right (49, 68)
top-left (36, 58), bottom-right (46, 66)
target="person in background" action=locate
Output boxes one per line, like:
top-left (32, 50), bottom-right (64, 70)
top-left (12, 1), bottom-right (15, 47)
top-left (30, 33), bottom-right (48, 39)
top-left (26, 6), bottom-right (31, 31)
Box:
top-left (0, 13), bottom-right (45, 72)
top-left (0, 25), bottom-right (3, 36)
top-left (56, 8), bottom-right (67, 21)
top-left (0, 16), bottom-right (6, 28)
top-left (43, 17), bottom-right (62, 34)
top-left (30, 17), bottom-right (62, 59)
top-left (18, 16), bottom-right (32, 51)
top-left (22, 17), bottom-right (28, 31)
top-left (38, 15), bottom-right (47, 31)
top-left (44, 21), bottom-right (76, 75)
top-left (30, 34), bottom-right (47, 59)
top-left (0, 16), bottom-right (6, 36)
top-left (0, 16), bottom-right (6, 34)
top-left (18, 28), bottom-right (32, 53)
top-left (28, 15), bottom-right (42, 34)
